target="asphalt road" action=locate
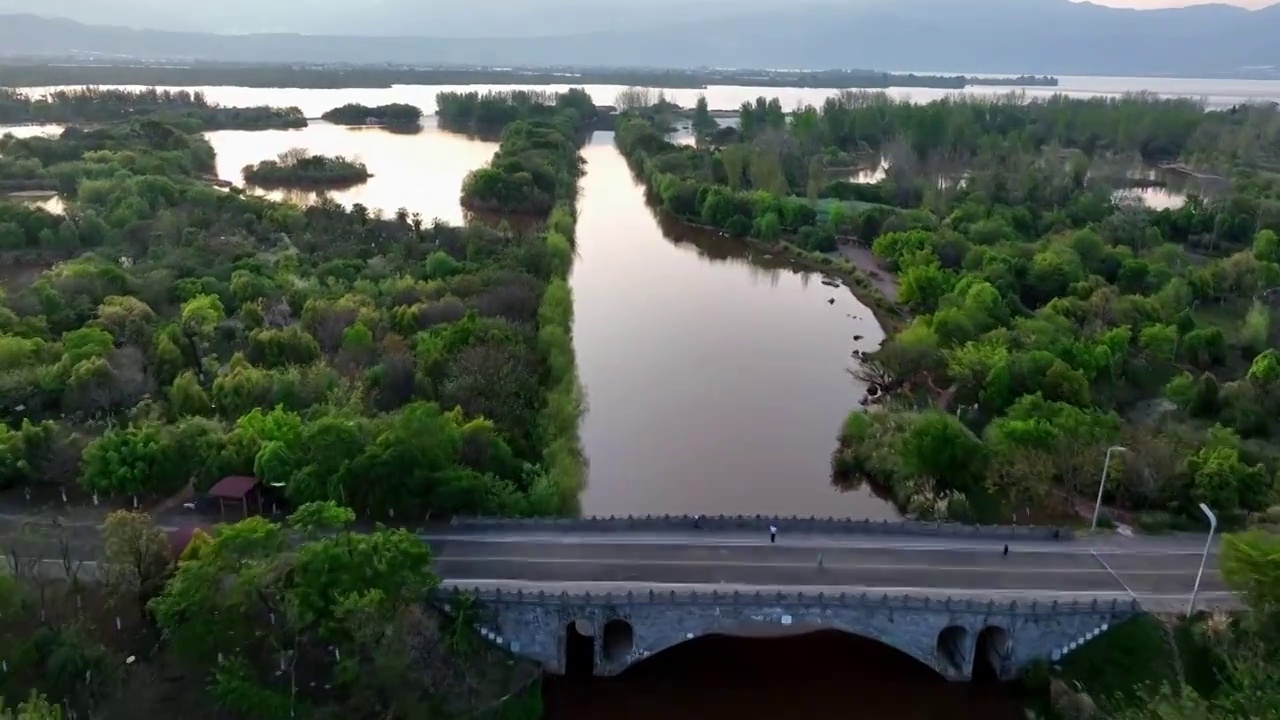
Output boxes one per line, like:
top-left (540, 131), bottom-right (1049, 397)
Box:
top-left (424, 531), bottom-right (1232, 612)
top-left (0, 513), bottom-right (1233, 613)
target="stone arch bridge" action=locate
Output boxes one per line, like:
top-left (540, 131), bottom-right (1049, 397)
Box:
top-left (441, 588), bottom-right (1141, 681)
top-left (422, 515), bottom-right (1229, 680)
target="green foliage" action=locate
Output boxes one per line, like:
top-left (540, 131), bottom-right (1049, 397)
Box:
top-left (79, 425), bottom-right (179, 497)
top-left (0, 692), bottom-right (64, 720)
top-left (453, 93), bottom-right (591, 215)
top-left (320, 102), bottom-right (423, 128)
top-left (0, 420), bottom-right (55, 490)
top-left (0, 104), bottom-right (586, 518)
top-left (241, 148), bottom-right (370, 189)
top-left (1221, 531), bottom-right (1280, 613)
top-left (149, 504), bottom-right (438, 718)
top-left (0, 86), bottom-right (305, 130)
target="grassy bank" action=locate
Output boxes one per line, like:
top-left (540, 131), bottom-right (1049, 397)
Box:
top-left (1026, 614), bottom-right (1222, 719)
top-left (532, 204), bottom-right (586, 514)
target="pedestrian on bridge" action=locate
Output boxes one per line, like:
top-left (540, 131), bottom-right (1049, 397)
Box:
top-left (769, 524), bottom-right (778, 544)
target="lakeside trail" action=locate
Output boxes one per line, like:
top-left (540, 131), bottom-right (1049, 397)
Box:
top-left (830, 242), bottom-right (899, 303)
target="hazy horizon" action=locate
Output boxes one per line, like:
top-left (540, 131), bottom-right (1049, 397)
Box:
top-left (4, 0), bottom-right (1280, 77)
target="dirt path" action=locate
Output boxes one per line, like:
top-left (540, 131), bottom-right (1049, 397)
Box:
top-left (830, 243), bottom-right (899, 303)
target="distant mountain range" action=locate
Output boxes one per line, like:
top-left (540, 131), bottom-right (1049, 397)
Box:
top-left (3, 1), bottom-right (1280, 77)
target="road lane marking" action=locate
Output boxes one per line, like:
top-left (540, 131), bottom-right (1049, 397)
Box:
top-left (420, 533), bottom-right (1219, 557)
top-left (1092, 550), bottom-right (1138, 599)
top-left (433, 555), bottom-right (1219, 577)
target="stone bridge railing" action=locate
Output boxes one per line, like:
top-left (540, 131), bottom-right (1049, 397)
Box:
top-left (449, 515), bottom-right (1074, 540)
top-left (436, 587), bottom-right (1140, 680)
top-left (436, 587), bottom-right (1136, 616)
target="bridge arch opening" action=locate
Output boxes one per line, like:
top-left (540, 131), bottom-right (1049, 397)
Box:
top-left (934, 625), bottom-right (970, 677)
top-left (602, 619), bottom-right (635, 664)
top-left (564, 619), bottom-right (596, 677)
top-left (973, 625), bottom-right (1012, 683)
top-left (622, 625), bottom-right (951, 680)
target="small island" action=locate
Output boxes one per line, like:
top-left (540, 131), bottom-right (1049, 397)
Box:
top-left (320, 102), bottom-right (424, 130)
top-left (241, 147), bottom-right (371, 188)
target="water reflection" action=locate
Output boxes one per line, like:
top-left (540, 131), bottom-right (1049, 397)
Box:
top-left (1111, 186), bottom-right (1189, 210)
top-left (572, 131), bottom-right (894, 519)
top-left (206, 117), bottom-right (497, 224)
top-left (544, 631), bottom-right (1024, 720)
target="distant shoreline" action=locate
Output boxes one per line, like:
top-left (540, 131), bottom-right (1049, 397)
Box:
top-left (0, 61), bottom-right (1059, 91)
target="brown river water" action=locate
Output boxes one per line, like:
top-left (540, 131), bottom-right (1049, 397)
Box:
top-left (8, 76), bottom-right (1255, 715)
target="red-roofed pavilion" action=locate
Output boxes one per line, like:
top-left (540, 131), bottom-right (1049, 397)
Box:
top-left (207, 475), bottom-right (261, 517)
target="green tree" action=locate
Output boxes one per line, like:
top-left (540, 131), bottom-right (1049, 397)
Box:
top-left (149, 504), bottom-right (438, 718)
top-left (100, 510), bottom-right (171, 612)
top-left (691, 95), bottom-right (717, 143)
top-left (1253, 228), bottom-right (1280, 264)
top-left (79, 425), bottom-right (177, 497)
top-left (899, 411), bottom-right (988, 495)
top-left (1221, 530), bottom-right (1280, 614)
top-left (168, 370), bottom-right (211, 417)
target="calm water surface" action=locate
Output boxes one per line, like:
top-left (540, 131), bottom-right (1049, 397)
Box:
top-left (27, 73), bottom-right (1280, 115)
top-left (206, 117), bottom-right (497, 224)
top-left (572, 132), bottom-right (889, 518)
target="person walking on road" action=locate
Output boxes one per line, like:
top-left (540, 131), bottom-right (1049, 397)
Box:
top-left (769, 524), bottom-right (778, 544)
top-left (1003, 544), bottom-right (1009, 556)
top-left (694, 514), bottom-right (702, 529)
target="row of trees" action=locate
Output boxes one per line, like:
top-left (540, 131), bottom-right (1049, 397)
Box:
top-left (616, 93), bottom-right (1280, 260)
top-left (0, 86), bottom-right (306, 130)
top-left (435, 89), bottom-right (597, 137)
top-left (0, 99), bottom-right (584, 517)
top-left (728, 90), bottom-right (1241, 164)
top-left (616, 112), bottom-right (840, 254)
top-left (455, 91), bottom-right (595, 216)
top-left (241, 147), bottom-right (372, 189)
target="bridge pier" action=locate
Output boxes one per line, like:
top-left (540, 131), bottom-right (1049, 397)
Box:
top-left (444, 590), bottom-right (1141, 681)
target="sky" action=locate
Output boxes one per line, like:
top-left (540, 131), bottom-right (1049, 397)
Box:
top-left (1081, 0), bottom-right (1271, 7)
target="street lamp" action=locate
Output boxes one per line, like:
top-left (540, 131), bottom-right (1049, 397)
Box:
top-left (1187, 503), bottom-right (1217, 619)
top-left (1091, 446), bottom-right (1128, 532)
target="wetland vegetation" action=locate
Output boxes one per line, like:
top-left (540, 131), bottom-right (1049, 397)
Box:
top-left (320, 102), bottom-right (424, 130)
top-left (0, 82), bottom-right (594, 720)
top-left (613, 88), bottom-right (1280, 529)
top-left (0, 87), bottom-right (306, 130)
top-left (241, 147), bottom-right (373, 188)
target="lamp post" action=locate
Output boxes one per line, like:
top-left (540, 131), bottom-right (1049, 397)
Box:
top-left (1187, 503), bottom-right (1217, 619)
top-left (1091, 446), bottom-right (1128, 532)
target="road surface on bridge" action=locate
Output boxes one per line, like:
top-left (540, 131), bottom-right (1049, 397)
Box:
top-left (0, 513), bottom-right (1232, 614)
top-left (423, 528), bottom-right (1232, 613)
